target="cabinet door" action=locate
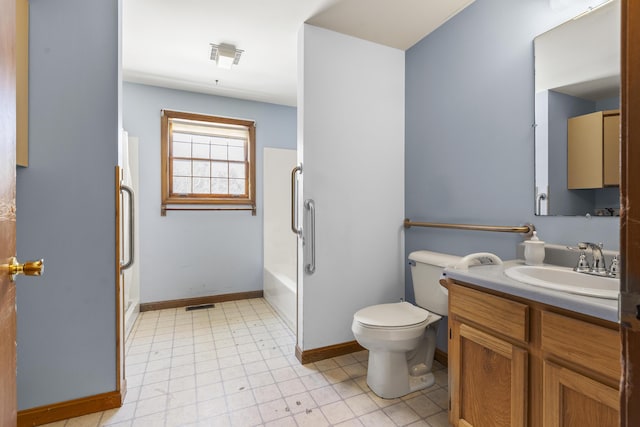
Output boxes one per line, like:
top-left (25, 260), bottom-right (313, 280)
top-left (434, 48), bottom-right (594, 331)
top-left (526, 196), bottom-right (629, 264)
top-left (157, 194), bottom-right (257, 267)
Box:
top-left (603, 113), bottom-right (620, 186)
top-left (450, 321), bottom-right (527, 427)
top-left (567, 111), bottom-right (604, 189)
top-left (543, 361), bottom-right (618, 427)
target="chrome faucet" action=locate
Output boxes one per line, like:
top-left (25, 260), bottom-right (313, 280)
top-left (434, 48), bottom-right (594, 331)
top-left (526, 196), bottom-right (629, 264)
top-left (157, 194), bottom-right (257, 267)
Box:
top-left (574, 242), bottom-right (609, 276)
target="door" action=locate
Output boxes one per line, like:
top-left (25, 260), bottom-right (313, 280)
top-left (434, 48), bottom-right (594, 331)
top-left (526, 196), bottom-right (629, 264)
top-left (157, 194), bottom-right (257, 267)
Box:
top-left (620, 0), bottom-right (640, 425)
top-left (449, 321), bottom-right (527, 427)
top-left (0, 0), bottom-right (18, 423)
top-left (543, 361), bottom-right (618, 427)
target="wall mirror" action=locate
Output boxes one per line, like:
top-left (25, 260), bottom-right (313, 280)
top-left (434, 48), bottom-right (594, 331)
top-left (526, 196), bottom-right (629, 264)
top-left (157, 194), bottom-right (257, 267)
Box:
top-left (534, 0), bottom-right (620, 216)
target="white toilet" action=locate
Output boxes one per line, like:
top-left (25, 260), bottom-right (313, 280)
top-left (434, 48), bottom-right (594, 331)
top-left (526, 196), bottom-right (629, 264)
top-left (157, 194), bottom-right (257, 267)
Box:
top-left (352, 250), bottom-right (461, 399)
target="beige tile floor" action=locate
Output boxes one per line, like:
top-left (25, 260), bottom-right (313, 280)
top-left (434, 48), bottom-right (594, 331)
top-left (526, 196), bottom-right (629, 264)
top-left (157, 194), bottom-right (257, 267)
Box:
top-left (43, 298), bottom-right (451, 427)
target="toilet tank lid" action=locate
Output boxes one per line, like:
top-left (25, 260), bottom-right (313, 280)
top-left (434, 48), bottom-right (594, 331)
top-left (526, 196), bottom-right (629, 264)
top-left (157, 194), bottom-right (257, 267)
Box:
top-left (354, 302), bottom-right (429, 327)
top-left (409, 250), bottom-right (462, 268)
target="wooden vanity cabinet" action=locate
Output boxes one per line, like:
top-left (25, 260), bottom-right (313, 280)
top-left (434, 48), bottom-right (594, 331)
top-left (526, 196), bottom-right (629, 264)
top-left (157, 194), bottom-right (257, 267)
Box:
top-left (540, 311), bottom-right (619, 427)
top-left (447, 280), bottom-right (620, 427)
top-left (448, 284), bottom-right (528, 427)
top-left (567, 109), bottom-right (620, 189)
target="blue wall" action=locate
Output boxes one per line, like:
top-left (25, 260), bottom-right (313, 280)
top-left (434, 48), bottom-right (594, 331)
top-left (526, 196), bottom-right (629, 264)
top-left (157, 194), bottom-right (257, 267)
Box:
top-left (16, 0), bottom-right (119, 409)
top-left (548, 91), bottom-right (596, 215)
top-left (123, 83), bottom-right (296, 303)
top-left (405, 0), bottom-right (619, 308)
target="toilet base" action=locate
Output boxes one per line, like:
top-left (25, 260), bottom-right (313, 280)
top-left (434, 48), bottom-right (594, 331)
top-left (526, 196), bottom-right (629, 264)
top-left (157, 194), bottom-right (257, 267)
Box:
top-left (408, 371), bottom-right (435, 394)
top-left (366, 351), bottom-right (436, 399)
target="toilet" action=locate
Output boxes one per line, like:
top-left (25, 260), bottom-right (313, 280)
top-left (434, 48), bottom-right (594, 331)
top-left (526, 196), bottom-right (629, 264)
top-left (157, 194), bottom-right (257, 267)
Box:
top-left (352, 250), bottom-right (461, 399)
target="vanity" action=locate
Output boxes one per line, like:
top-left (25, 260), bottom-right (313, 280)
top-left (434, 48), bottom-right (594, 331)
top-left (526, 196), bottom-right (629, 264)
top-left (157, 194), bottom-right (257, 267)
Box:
top-left (442, 261), bottom-right (619, 427)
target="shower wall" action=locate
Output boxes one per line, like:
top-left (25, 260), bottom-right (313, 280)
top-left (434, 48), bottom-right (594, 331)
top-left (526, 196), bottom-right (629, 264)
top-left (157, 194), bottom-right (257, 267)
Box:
top-left (263, 148), bottom-right (297, 330)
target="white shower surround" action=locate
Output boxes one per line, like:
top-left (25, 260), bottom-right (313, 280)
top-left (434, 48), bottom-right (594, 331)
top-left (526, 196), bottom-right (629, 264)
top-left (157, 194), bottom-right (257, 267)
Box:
top-left (263, 148), bottom-right (297, 331)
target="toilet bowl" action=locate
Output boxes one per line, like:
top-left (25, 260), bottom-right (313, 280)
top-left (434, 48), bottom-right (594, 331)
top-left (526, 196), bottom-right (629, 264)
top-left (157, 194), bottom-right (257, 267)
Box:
top-left (351, 250), bottom-right (461, 399)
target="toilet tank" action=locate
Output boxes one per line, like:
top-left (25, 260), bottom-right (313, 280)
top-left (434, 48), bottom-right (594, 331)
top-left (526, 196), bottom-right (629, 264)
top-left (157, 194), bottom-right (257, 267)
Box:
top-left (409, 250), bottom-right (462, 316)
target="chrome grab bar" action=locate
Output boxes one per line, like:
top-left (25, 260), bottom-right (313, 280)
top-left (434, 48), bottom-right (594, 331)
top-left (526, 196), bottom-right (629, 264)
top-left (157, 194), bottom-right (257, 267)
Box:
top-left (305, 199), bottom-right (316, 274)
top-left (120, 185), bottom-right (134, 270)
top-left (536, 192), bottom-right (547, 216)
top-left (290, 166), bottom-right (302, 235)
top-left (404, 218), bottom-right (534, 236)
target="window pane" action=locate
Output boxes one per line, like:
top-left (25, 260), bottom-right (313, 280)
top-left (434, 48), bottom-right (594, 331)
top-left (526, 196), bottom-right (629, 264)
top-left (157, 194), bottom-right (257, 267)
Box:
top-left (173, 141), bottom-right (191, 158)
top-left (173, 159), bottom-right (191, 177)
top-left (192, 160), bottom-right (210, 177)
top-left (210, 144), bottom-right (227, 160)
top-left (192, 134), bottom-right (209, 144)
top-left (211, 178), bottom-right (228, 194)
top-left (173, 132), bottom-right (192, 143)
top-left (229, 163), bottom-right (245, 179)
top-left (229, 179), bottom-right (245, 195)
top-left (228, 139), bottom-right (244, 147)
top-left (173, 177), bottom-right (191, 194)
top-left (228, 146), bottom-right (245, 161)
top-left (193, 177), bottom-right (210, 194)
top-left (211, 161), bottom-right (228, 178)
top-left (192, 143), bottom-right (209, 159)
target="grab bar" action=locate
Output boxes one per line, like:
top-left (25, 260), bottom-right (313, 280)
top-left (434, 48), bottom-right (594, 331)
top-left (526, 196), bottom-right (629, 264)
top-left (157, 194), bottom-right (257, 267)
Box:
top-left (305, 199), bottom-right (316, 274)
top-left (120, 184), bottom-right (134, 270)
top-left (536, 193), bottom-right (547, 216)
top-left (291, 165), bottom-right (302, 235)
top-left (404, 218), bottom-right (534, 236)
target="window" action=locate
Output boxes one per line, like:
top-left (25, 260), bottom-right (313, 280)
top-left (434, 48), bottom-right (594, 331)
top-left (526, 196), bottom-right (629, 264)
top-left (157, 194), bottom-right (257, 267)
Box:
top-left (161, 110), bottom-right (256, 210)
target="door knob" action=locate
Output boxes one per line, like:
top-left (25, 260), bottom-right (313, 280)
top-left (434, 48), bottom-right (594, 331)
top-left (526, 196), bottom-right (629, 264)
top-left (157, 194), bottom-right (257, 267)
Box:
top-left (1, 257), bottom-right (44, 281)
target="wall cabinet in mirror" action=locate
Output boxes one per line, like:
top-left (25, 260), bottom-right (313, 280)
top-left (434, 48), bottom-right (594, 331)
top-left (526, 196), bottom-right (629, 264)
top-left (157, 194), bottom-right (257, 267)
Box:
top-left (16, 0), bottom-right (28, 167)
top-left (567, 110), bottom-right (619, 189)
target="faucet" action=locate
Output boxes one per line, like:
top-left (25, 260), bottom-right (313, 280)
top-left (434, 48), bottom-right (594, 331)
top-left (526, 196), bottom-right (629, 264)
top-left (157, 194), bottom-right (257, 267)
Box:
top-left (575, 242), bottom-right (608, 275)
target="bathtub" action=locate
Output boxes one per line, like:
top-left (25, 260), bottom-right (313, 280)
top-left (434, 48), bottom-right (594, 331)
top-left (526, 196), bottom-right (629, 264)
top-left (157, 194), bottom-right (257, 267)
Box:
top-left (263, 265), bottom-right (296, 332)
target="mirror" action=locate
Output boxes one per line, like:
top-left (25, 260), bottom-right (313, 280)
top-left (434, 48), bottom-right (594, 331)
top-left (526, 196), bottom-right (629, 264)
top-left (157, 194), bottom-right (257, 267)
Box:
top-left (534, 0), bottom-right (620, 216)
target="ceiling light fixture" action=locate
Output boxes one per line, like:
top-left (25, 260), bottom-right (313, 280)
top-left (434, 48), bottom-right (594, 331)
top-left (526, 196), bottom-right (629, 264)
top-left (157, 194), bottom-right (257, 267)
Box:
top-left (210, 43), bottom-right (243, 69)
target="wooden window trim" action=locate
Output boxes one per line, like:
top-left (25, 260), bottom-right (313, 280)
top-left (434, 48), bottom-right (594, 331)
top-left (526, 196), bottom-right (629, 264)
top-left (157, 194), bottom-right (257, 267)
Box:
top-left (161, 109), bottom-right (256, 207)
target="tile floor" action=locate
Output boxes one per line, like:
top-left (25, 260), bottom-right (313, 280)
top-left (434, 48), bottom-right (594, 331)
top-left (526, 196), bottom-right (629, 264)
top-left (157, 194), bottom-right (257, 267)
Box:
top-left (43, 298), bottom-right (451, 427)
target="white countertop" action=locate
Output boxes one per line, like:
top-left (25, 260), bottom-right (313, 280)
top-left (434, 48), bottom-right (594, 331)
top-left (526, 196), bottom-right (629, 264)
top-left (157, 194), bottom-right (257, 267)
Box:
top-left (443, 260), bottom-right (619, 323)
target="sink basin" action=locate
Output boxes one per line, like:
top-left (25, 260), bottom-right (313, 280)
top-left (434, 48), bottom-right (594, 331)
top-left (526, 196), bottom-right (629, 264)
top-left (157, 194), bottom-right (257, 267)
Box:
top-left (504, 265), bottom-right (619, 299)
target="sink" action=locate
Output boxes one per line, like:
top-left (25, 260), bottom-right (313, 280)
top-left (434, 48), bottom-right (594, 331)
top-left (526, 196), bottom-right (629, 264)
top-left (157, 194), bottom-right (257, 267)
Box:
top-left (504, 265), bottom-right (619, 300)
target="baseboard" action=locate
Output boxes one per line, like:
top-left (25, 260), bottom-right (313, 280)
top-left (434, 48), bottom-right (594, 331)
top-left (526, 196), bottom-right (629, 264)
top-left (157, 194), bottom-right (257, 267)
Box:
top-left (17, 389), bottom-right (123, 427)
top-left (435, 348), bottom-right (448, 367)
top-left (139, 290), bottom-right (264, 312)
top-left (296, 341), bottom-right (365, 364)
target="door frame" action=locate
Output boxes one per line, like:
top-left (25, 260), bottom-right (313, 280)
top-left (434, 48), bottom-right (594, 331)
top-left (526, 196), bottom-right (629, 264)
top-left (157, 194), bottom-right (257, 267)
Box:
top-left (620, 0), bottom-right (640, 425)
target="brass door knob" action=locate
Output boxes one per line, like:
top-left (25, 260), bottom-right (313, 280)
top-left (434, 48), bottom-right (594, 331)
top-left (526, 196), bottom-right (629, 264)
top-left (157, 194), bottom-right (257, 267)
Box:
top-left (1, 257), bottom-right (44, 281)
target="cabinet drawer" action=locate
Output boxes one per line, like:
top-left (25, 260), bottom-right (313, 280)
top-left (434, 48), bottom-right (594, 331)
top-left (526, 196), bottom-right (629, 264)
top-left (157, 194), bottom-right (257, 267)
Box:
top-left (541, 311), bottom-right (620, 381)
top-left (450, 284), bottom-right (529, 342)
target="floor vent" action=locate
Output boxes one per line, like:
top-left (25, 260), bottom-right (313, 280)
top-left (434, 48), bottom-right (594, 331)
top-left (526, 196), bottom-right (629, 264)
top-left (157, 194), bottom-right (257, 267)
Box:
top-left (185, 303), bottom-right (215, 311)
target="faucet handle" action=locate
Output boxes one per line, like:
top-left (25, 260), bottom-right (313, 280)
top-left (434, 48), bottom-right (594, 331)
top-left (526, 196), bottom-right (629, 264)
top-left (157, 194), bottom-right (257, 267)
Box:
top-left (574, 251), bottom-right (590, 272)
top-left (609, 255), bottom-right (620, 278)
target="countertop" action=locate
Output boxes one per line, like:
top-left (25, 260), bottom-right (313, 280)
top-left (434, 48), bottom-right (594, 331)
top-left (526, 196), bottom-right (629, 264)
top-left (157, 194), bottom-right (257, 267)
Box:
top-left (443, 259), bottom-right (619, 323)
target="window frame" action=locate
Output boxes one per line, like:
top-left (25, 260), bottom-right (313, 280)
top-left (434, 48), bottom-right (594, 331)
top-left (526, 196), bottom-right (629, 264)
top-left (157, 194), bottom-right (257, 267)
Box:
top-left (160, 109), bottom-right (256, 208)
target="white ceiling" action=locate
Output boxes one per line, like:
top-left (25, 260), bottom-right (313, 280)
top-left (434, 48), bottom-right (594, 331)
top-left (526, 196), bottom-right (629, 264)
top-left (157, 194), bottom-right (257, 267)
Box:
top-left (123, 0), bottom-right (475, 107)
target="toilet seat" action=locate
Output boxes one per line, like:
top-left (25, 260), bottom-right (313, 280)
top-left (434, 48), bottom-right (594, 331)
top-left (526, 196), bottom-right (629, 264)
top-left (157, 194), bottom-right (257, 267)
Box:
top-left (354, 302), bottom-right (429, 329)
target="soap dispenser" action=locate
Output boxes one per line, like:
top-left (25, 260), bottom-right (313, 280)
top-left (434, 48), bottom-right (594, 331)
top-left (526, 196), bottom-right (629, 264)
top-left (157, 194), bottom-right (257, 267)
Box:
top-left (524, 231), bottom-right (545, 266)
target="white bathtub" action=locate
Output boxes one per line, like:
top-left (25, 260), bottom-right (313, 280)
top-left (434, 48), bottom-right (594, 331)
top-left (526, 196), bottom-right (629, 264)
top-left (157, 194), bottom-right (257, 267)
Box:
top-left (263, 265), bottom-right (296, 332)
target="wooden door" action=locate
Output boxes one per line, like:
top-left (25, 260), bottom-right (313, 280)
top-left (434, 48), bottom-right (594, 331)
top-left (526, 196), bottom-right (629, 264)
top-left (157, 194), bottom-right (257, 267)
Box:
top-left (0, 0), bottom-right (18, 423)
top-left (544, 361), bottom-right (618, 427)
top-left (602, 113), bottom-right (620, 187)
top-left (620, 1), bottom-right (640, 425)
top-left (449, 321), bottom-right (527, 427)
top-left (567, 111), bottom-right (604, 189)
